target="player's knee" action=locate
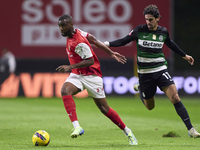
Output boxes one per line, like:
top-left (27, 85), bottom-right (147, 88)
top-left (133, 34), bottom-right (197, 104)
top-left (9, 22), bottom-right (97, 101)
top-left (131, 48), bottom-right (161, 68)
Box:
top-left (97, 105), bottom-right (109, 114)
top-left (61, 88), bottom-right (66, 96)
top-left (100, 109), bottom-right (107, 114)
top-left (146, 105), bottom-right (155, 110)
top-left (144, 98), bottom-right (155, 110)
top-left (99, 106), bottom-right (109, 114)
top-left (171, 94), bottom-right (180, 104)
top-left (61, 88), bottom-right (71, 96)
top-left (145, 102), bottom-right (155, 110)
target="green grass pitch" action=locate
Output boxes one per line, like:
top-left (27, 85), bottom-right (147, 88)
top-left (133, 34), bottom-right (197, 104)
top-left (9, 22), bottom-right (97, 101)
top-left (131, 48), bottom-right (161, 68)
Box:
top-left (0, 96), bottom-right (200, 150)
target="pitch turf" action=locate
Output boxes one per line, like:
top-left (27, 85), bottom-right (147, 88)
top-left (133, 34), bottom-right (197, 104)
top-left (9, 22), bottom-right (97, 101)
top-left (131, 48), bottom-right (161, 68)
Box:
top-left (0, 96), bottom-right (200, 150)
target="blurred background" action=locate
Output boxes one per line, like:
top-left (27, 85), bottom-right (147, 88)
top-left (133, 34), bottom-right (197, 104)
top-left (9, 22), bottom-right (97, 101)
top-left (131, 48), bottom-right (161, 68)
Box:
top-left (0, 0), bottom-right (199, 97)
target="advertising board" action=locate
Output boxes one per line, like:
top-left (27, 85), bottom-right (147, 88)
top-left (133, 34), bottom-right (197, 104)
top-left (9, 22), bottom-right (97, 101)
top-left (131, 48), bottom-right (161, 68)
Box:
top-left (0, 0), bottom-right (171, 58)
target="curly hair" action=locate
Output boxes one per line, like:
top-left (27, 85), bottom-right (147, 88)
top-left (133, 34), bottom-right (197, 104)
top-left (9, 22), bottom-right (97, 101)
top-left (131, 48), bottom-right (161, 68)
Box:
top-left (143, 5), bottom-right (161, 18)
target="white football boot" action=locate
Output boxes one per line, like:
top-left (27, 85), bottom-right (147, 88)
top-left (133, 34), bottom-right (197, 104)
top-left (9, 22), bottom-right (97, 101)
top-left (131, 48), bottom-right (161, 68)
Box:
top-left (188, 128), bottom-right (200, 138)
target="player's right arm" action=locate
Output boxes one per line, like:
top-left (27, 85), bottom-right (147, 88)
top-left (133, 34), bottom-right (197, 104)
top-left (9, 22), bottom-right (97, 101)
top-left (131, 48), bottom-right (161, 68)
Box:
top-left (87, 34), bottom-right (127, 64)
top-left (104, 28), bottom-right (138, 47)
top-left (105, 35), bottom-right (133, 47)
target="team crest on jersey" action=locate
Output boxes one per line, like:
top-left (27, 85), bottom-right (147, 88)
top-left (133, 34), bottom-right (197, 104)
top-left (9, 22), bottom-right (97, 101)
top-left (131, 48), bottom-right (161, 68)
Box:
top-left (159, 35), bottom-right (163, 41)
top-left (152, 34), bottom-right (156, 40)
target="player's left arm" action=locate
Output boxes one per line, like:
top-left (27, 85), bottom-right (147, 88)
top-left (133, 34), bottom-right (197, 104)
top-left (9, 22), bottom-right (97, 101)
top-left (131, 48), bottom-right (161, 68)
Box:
top-left (183, 54), bottom-right (194, 65)
top-left (165, 35), bottom-right (194, 65)
top-left (87, 34), bottom-right (127, 64)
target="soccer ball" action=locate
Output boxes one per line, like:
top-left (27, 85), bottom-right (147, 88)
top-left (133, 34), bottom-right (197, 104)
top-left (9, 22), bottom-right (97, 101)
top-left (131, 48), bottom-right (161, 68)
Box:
top-left (133, 82), bottom-right (139, 91)
top-left (32, 130), bottom-right (50, 146)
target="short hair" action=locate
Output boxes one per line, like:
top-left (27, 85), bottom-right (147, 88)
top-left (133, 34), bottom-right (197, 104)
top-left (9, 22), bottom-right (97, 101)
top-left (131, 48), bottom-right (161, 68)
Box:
top-left (59, 14), bottom-right (72, 21)
top-left (143, 5), bottom-right (161, 18)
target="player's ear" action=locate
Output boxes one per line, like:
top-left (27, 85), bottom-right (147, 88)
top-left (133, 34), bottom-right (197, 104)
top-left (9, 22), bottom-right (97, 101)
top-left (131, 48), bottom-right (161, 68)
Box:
top-left (156, 17), bottom-right (160, 22)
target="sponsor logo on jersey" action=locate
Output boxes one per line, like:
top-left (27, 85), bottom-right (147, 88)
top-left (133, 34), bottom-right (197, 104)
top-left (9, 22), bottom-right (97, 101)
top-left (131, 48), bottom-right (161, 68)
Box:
top-left (143, 41), bottom-right (163, 48)
top-left (138, 40), bottom-right (164, 49)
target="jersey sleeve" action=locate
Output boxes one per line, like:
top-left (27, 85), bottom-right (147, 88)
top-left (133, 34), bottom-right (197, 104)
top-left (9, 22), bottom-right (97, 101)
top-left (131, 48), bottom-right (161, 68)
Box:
top-left (75, 43), bottom-right (93, 59)
top-left (78, 29), bottom-right (89, 38)
top-left (164, 29), bottom-right (186, 57)
top-left (109, 26), bottom-right (138, 47)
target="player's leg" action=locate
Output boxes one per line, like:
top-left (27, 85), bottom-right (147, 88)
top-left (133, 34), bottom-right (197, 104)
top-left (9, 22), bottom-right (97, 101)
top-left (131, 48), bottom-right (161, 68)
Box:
top-left (82, 75), bottom-right (137, 145)
top-left (157, 69), bottom-right (198, 137)
top-left (93, 97), bottom-right (138, 145)
top-left (134, 81), bottom-right (145, 104)
top-left (143, 97), bottom-right (155, 110)
top-left (61, 82), bottom-right (80, 125)
top-left (84, 75), bottom-right (127, 131)
top-left (163, 84), bottom-right (200, 138)
top-left (93, 97), bottom-right (126, 129)
top-left (136, 73), bottom-right (157, 110)
top-left (61, 74), bottom-right (84, 138)
top-left (135, 85), bottom-right (156, 110)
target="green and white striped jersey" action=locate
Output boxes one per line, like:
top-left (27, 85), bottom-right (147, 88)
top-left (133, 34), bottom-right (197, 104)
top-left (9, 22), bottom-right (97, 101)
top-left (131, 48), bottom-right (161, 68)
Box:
top-left (109, 24), bottom-right (186, 74)
top-left (131, 24), bottom-right (168, 74)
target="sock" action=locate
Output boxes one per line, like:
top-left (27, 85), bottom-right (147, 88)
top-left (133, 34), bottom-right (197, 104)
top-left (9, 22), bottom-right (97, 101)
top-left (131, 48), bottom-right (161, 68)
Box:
top-left (105, 107), bottom-right (126, 130)
top-left (138, 85), bottom-right (144, 104)
top-left (123, 126), bottom-right (131, 135)
top-left (72, 121), bottom-right (80, 128)
top-left (62, 95), bottom-right (78, 123)
top-left (174, 101), bottom-right (193, 130)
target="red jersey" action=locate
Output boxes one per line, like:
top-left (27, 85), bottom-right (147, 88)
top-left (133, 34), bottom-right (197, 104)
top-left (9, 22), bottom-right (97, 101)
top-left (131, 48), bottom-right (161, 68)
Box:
top-left (66, 29), bottom-right (102, 77)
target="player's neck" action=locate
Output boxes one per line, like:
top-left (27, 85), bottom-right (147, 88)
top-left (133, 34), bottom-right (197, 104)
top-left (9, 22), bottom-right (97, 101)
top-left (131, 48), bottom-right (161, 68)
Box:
top-left (149, 25), bottom-right (158, 31)
top-left (67, 29), bottom-right (76, 38)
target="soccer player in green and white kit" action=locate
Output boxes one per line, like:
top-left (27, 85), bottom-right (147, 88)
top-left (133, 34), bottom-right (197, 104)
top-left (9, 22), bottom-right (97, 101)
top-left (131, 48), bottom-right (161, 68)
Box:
top-left (104, 4), bottom-right (200, 138)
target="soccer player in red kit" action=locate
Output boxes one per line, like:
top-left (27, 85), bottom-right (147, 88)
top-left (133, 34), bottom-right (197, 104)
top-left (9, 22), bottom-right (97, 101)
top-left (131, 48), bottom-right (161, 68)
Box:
top-left (56, 14), bottom-right (138, 145)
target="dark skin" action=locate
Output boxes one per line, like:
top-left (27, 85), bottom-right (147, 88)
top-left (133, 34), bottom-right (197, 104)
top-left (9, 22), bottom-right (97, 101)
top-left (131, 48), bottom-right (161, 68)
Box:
top-left (57, 18), bottom-right (126, 114)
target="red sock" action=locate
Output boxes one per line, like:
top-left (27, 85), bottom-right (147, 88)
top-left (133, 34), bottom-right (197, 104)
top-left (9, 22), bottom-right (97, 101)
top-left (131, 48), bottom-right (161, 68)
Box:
top-left (105, 107), bottom-right (126, 130)
top-left (62, 95), bottom-right (77, 122)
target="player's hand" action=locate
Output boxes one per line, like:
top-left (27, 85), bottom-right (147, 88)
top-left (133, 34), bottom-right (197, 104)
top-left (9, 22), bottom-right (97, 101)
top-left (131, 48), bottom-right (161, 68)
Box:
top-left (56, 65), bottom-right (71, 73)
top-left (111, 52), bottom-right (127, 64)
top-left (183, 54), bottom-right (194, 65)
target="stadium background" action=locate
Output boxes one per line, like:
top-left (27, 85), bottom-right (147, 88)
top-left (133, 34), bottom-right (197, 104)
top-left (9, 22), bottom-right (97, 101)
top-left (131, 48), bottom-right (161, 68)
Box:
top-left (0, 0), bottom-right (199, 97)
